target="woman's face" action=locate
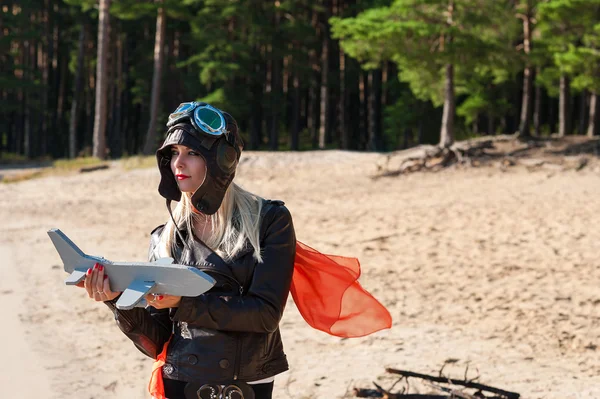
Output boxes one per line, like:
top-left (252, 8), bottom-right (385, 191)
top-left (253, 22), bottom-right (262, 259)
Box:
top-left (170, 144), bottom-right (207, 193)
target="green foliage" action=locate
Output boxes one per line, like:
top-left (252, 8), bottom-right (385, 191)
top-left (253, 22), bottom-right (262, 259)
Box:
top-left (332, 0), bottom-right (516, 135)
top-left (536, 0), bottom-right (600, 94)
top-left (5, 0), bottom-right (600, 160)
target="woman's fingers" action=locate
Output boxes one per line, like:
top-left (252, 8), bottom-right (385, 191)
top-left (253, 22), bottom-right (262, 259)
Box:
top-left (83, 267), bottom-right (93, 298)
top-left (102, 273), bottom-right (113, 294)
top-left (102, 274), bottom-right (121, 301)
top-left (80, 263), bottom-right (120, 302)
top-left (144, 294), bottom-right (165, 308)
top-left (89, 263), bottom-right (103, 301)
top-left (95, 263), bottom-right (104, 294)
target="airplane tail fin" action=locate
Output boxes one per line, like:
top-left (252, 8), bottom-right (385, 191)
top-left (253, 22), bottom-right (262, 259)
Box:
top-left (47, 228), bottom-right (87, 270)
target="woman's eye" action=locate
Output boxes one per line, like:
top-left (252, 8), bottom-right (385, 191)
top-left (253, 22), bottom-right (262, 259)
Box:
top-left (170, 150), bottom-right (179, 156)
top-left (189, 151), bottom-right (199, 156)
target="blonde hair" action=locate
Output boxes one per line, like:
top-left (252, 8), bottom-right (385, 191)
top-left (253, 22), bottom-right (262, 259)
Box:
top-left (159, 183), bottom-right (264, 263)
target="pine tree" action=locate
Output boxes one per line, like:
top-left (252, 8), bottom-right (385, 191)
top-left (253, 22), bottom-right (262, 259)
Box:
top-left (92, 0), bottom-right (111, 159)
top-left (332, 0), bottom-right (513, 147)
top-left (537, 0), bottom-right (599, 137)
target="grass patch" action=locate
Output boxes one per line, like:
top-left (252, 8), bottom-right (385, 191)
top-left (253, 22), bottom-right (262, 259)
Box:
top-left (53, 157), bottom-right (107, 170)
top-left (121, 155), bottom-right (156, 170)
top-left (1, 156), bottom-right (110, 184)
top-left (1, 169), bottom-right (46, 184)
top-left (0, 152), bottom-right (31, 164)
top-left (1, 155), bottom-right (157, 184)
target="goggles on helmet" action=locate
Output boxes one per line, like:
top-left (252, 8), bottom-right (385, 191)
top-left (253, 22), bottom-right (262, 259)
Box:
top-left (167, 102), bottom-right (227, 138)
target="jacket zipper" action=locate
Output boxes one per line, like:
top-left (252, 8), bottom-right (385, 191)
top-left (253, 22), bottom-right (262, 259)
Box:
top-left (233, 335), bottom-right (242, 380)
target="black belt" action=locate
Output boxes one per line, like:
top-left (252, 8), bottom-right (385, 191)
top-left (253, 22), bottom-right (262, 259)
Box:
top-left (182, 381), bottom-right (255, 399)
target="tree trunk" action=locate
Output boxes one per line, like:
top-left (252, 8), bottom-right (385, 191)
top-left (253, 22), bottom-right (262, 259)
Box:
top-left (439, 63), bottom-right (455, 148)
top-left (92, 0), bottom-right (111, 159)
top-left (142, 1), bottom-right (166, 155)
top-left (533, 67), bottom-right (541, 136)
top-left (518, 0), bottom-right (533, 137)
top-left (308, 47), bottom-right (319, 149)
top-left (558, 74), bottom-right (569, 137)
top-left (249, 49), bottom-right (263, 150)
top-left (69, 25), bottom-right (86, 159)
top-left (108, 28), bottom-right (124, 158)
top-left (440, 1), bottom-right (455, 148)
top-left (318, 4), bottom-right (330, 150)
top-left (269, 12), bottom-right (282, 151)
top-left (487, 111), bottom-right (494, 135)
top-left (339, 49), bottom-right (348, 149)
top-left (548, 96), bottom-right (556, 134)
top-left (359, 71), bottom-right (367, 150)
top-left (25, 21), bottom-right (38, 158)
top-left (588, 92), bottom-right (597, 137)
top-left (290, 42), bottom-right (301, 151)
top-left (368, 69), bottom-right (382, 151)
top-left (55, 46), bottom-right (68, 157)
top-left (518, 66), bottom-right (532, 136)
top-left (291, 70), bottom-right (300, 151)
top-left (578, 90), bottom-right (586, 135)
top-left (122, 33), bottom-right (132, 154)
top-left (41, 0), bottom-right (52, 157)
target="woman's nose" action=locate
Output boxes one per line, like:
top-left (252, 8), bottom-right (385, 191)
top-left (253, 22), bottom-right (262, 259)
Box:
top-left (173, 154), bottom-right (185, 169)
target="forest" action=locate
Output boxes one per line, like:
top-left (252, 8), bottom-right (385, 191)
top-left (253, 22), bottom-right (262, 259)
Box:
top-left (1, 0), bottom-right (599, 160)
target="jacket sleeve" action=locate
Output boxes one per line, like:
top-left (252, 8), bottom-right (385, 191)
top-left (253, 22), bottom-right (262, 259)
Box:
top-left (172, 205), bottom-right (296, 333)
top-left (105, 300), bottom-right (173, 359)
top-left (104, 227), bottom-right (173, 359)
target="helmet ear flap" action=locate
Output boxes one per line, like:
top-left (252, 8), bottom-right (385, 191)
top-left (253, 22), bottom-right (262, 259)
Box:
top-left (216, 140), bottom-right (238, 173)
top-left (156, 147), bottom-right (182, 202)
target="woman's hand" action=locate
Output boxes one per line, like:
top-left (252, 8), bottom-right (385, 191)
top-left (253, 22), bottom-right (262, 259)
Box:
top-left (144, 293), bottom-right (181, 309)
top-left (76, 262), bottom-right (121, 302)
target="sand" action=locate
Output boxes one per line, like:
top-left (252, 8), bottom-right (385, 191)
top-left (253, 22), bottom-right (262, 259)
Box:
top-left (1, 149), bottom-right (599, 399)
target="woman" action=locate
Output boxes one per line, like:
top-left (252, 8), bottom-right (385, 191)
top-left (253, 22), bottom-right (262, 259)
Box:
top-left (80, 102), bottom-right (296, 399)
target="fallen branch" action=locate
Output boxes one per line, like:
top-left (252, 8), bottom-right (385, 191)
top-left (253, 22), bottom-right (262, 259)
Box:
top-left (80, 164), bottom-right (109, 173)
top-left (373, 140), bottom-right (497, 179)
top-left (385, 368), bottom-right (520, 399)
top-left (353, 388), bottom-right (447, 399)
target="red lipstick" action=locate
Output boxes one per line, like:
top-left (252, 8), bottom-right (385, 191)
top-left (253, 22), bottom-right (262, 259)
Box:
top-left (176, 174), bottom-right (190, 180)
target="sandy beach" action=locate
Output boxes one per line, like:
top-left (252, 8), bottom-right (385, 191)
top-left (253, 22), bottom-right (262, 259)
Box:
top-left (1, 148), bottom-right (599, 398)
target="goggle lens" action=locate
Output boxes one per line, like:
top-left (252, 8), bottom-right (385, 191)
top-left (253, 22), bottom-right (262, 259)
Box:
top-left (196, 107), bottom-right (222, 130)
top-left (168, 103), bottom-right (196, 122)
top-left (174, 102), bottom-right (195, 114)
top-left (166, 102), bottom-right (227, 138)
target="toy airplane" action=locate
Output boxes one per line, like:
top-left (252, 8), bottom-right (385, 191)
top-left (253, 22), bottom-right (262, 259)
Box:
top-left (48, 228), bottom-right (216, 310)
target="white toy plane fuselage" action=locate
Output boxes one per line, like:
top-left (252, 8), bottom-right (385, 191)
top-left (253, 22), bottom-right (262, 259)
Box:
top-left (48, 228), bottom-right (216, 310)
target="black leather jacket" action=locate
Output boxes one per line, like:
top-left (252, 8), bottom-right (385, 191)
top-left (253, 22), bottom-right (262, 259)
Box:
top-left (105, 199), bottom-right (296, 384)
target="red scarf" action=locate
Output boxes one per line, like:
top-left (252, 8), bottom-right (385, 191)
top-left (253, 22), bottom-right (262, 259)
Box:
top-left (291, 241), bottom-right (392, 337)
top-left (148, 338), bottom-right (171, 399)
top-left (149, 242), bottom-right (392, 397)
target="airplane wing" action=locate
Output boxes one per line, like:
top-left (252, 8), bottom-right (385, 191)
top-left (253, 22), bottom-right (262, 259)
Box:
top-left (64, 269), bottom-right (88, 285)
top-left (116, 280), bottom-right (156, 310)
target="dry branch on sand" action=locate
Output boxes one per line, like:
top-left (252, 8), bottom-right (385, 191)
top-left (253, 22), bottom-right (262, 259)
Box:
top-left (352, 367), bottom-right (520, 399)
top-left (373, 135), bottom-right (597, 178)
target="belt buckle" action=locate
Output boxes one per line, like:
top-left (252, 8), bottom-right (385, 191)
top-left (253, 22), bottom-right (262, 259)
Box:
top-left (197, 384), bottom-right (222, 399)
top-left (222, 384), bottom-right (245, 399)
top-left (196, 383), bottom-right (245, 399)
